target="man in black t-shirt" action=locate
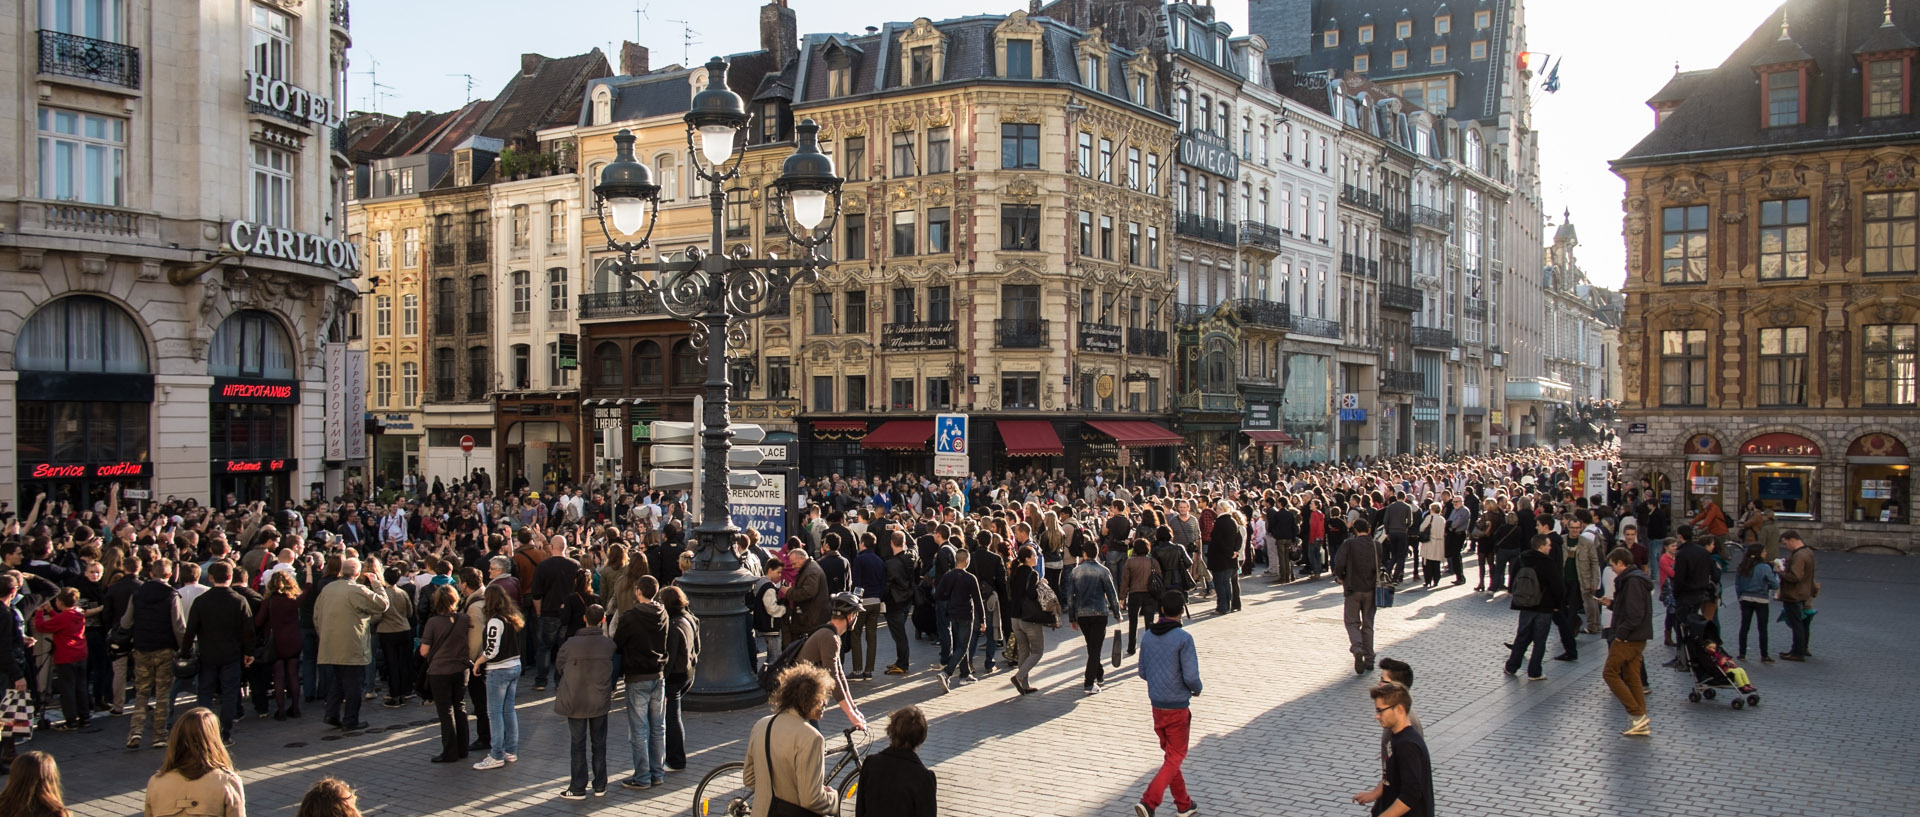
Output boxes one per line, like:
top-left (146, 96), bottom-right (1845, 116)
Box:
top-left (528, 534), bottom-right (580, 691)
top-left (1360, 683), bottom-right (1432, 817)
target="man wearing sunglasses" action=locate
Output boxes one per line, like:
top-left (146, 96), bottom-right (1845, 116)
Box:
top-left (1358, 683), bottom-right (1432, 817)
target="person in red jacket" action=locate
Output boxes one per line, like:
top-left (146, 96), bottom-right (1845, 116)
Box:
top-left (33, 588), bottom-right (89, 730)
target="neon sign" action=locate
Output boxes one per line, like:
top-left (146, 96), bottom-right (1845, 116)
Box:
top-left (26, 462), bottom-right (151, 479)
top-left (210, 378), bottom-right (300, 404)
top-left (219, 383), bottom-right (293, 400)
top-left (215, 458), bottom-right (297, 474)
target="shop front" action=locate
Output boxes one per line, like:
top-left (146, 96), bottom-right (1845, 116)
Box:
top-left (861, 420), bottom-right (935, 475)
top-left (14, 295), bottom-right (155, 508)
top-left (496, 394), bottom-right (581, 490)
top-left (1279, 352), bottom-right (1332, 465)
top-left (370, 413), bottom-right (424, 491)
top-left (208, 377), bottom-right (300, 506)
top-left (1738, 432), bottom-right (1822, 523)
top-left (801, 421), bottom-right (870, 479)
top-left (1845, 433), bottom-right (1911, 525)
top-left (1083, 419), bottom-right (1183, 475)
top-left (1683, 433), bottom-right (1724, 518)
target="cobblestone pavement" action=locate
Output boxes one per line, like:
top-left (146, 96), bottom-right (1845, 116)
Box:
top-left (48, 551), bottom-right (1920, 817)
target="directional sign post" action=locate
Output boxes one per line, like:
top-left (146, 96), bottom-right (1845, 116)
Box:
top-left (934, 413), bottom-right (968, 477)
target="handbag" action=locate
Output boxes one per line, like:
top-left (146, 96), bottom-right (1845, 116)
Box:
top-left (173, 650), bottom-right (201, 680)
top-left (1110, 628), bottom-right (1123, 667)
top-left (763, 718), bottom-right (827, 817)
top-left (1375, 584), bottom-right (1396, 608)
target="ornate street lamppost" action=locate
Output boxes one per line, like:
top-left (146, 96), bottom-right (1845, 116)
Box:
top-left (593, 57), bottom-right (842, 709)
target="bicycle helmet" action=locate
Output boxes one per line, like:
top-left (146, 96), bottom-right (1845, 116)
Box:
top-left (828, 591), bottom-right (863, 617)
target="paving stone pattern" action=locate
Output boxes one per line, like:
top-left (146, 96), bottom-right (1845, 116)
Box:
top-left (52, 552), bottom-right (1920, 817)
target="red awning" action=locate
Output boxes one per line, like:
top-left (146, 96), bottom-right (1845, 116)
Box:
top-left (1489, 423), bottom-right (1508, 436)
top-left (813, 420), bottom-right (868, 432)
top-left (999, 420), bottom-right (1064, 456)
top-left (1087, 419), bottom-right (1185, 448)
top-left (1243, 429), bottom-right (1295, 445)
top-left (861, 420), bottom-right (935, 451)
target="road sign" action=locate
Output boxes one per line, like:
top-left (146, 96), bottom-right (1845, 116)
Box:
top-left (730, 469), bottom-right (791, 544)
top-left (459, 434), bottom-right (475, 453)
top-left (122, 489), bottom-right (151, 500)
top-left (934, 413), bottom-right (968, 477)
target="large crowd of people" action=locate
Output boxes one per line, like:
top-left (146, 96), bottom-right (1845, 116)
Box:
top-left (0, 438), bottom-right (1824, 817)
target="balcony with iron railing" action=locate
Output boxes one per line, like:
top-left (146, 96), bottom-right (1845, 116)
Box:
top-left (467, 312), bottom-right (487, 333)
top-left (996, 318), bottom-right (1050, 349)
top-left (1410, 326), bottom-right (1456, 348)
top-left (38, 30), bottom-right (141, 89)
top-left (1383, 210), bottom-right (1411, 234)
top-left (1367, 259), bottom-right (1379, 279)
top-left (578, 290), bottom-right (667, 320)
top-left (1229, 298), bottom-right (1290, 330)
top-left (1173, 302), bottom-right (1211, 325)
top-left (432, 243), bottom-right (456, 265)
top-left (1177, 391), bottom-right (1243, 413)
top-left (1340, 185), bottom-right (1383, 213)
top-left (882, 321), bottom-right (957, 352)
top-left (1239, 221), bottom-right (1285, 254)
top-left (329, 0), bottom-right (351, 30)
top-left (1077, 322), bottom-right (1124, 353)
top-left (433, 311), bottom-right (455, 335)
top-left (1127, 327), bottom-right (1169, 356)
top-left (1290, 315), bottom-right (1342, 339)
top-left (1381, 282), bottom-right (1423, 312)
top-left (465, 239), bottom-right (488, 264)
top-left (1412, 205), bottom-right (1452, 233)
top-left (1465, 297), bottom-right (1488, 320)
top-left (435, 379), bottom-right (455, 402)
top-left (1174, 212), bottom-right (1237, 245)
top-left (1341, 253), bottom-right (1356, 273)
top-left (1382, 369), bottom-right (1425, 393)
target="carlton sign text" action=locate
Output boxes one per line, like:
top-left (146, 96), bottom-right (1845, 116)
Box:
top-left (229, 220), bottom-right (361, 273)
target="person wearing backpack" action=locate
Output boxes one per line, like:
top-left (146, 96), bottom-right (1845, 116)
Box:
top-left (1503, 534), bottom-right (1565, 681)
top-left (747, 561), bottom-right (788, 672)
top-left (1119, 539), bottom-right (1163, 658)
top-left (1007, 546), bottom-right (1054, 695)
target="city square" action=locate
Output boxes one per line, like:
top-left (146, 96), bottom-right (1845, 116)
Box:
top-left (2, 0), bottom-right (1919, 815)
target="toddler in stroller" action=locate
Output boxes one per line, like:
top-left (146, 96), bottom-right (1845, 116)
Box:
top-left (1679, 611), bottom-right (1761, 709)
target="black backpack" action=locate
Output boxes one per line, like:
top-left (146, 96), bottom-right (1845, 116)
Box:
top-left (757, 623), bottom-right (835, 692)
top-left (1511, 566), bottom-right (1544, 607)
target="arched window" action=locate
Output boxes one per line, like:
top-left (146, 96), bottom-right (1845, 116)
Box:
top-left (210, 310), bottom-right (296, 379)
top-left (672, 338), bottom-right (701, 384)
top-left (17, 295), bottom-right (148, 373)
top-left (633, 340), bottom-right (663, 385)
top-left (594, 341), bottom-right (623, 387)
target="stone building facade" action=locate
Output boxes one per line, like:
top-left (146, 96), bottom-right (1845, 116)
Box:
top-left (1612, 0), bottom-right (1920, 552)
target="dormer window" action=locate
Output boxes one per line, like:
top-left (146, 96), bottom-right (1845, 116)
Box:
top-left (1392, 50), bottom-right (1408, 69)
top-left (1355, 54), bottom-right (1370, 73)
top-left (1006, 39), bottom-right (1033, 78)
top-left (1358, 25), bottom-right (1374, 44)
top-left (1396, 20), bottom-right (1411, 39)
top-left (910, 47), bottom-right (934, 85)
top-left (1867, 59), bottom-right (1908, 117)
top-left (1765, 69), bottom-right (1803, 126)
top-left (1127, 51), bottom-right (1156, 108)
top-left (822, 38), bottom-right (862, 98)
top-left (829, 66), bottom-right (851, 97)
top-left (1434, 15), bottom-right (1451, 34)
top-left (1083, 56), bottom-right (1102, 91)
top-left (1075, 26), bottom-right (1111, 93)
top-left (1474, 10), bottom-right (1491, 29)
top-left (591, 86), bottom-right (612, 126)
top-left (897, 18), bottom-right (948, 88)
top-left (1324, 29), bottom-right (1339, 47)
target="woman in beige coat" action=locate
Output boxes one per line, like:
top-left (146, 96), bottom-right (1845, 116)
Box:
top-left (144, 708), bottom-right (245, 817)
top-left (742, 665), bottom-right (838, 817)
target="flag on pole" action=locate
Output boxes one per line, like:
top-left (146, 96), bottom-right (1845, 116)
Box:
top-left (1516, 51), bottom-right (1541, 71)
top-left (1544, 57), bottom-right (1562, 93)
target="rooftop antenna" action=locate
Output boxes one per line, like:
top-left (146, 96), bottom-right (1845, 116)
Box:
top-left (666, 18), bottom-right (701, 66)
top-left (636, 2), bottom-right (651, 42)
top-left (354, 58), bottom-right (393, 112)
top-left (446, 73), bottom-right (476, 105)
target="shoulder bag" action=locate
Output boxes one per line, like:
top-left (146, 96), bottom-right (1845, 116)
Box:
top-left (763, 717), bottom-right (826, 817)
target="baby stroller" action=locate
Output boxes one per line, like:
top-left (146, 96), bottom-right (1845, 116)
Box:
top-left (1678, 612), bottom-right (1761, 710)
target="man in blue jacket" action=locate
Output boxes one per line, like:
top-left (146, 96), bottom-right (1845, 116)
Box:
top-left (1134, 591), bottom-right (1201, 817)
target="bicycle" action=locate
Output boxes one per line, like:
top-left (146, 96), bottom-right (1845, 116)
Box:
top-left (691, 725), bottom-right (869, 817)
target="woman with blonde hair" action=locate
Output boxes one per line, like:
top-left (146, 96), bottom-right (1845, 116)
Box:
top-left (0, 752), bottom-right (69, 817)
top-left (144, 708), bottom-right (246, 816)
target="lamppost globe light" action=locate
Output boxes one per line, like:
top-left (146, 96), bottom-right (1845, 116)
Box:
top-left (789, 189), bottom-right (829, 231)
top-left (686, 57), bottom-right (750, 168)
top-left (607, 197), bottom-right (648, 235)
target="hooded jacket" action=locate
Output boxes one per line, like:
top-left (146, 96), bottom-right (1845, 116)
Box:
top-left (613, 600), bottom-right (668, 680)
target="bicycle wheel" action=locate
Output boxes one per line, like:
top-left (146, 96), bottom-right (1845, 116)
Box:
top-left (835, 764), bottom-right (860, 817)
top-left (692, 761), bottom-right (750, 817)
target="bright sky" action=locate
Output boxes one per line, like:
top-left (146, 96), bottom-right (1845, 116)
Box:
top-left (347, 0), bottom-right (1770, 289)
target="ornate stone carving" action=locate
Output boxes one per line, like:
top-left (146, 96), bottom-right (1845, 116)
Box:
top-left (1623, 195), bottom-right (1648, 273)
top-left (1669, 309), bottom-right (1697, 330)
top-left (1004, 175), bottom-right (1039, 203)
top-left (1874, 300), bottom-right (1906, 324)
top-left (1001, 106), bottom-right (1040, 125)
top-left (1865, 153), bottom-right (1917, 189)
top-left (1824, 177), bottom-right (1849, 250)
top-left (1662, 172), bottom-right (1706, 204)
top-left (1761, 161), bottom-right (1807, 198)
top-left (1767, 305), bottom-right (1796, 327)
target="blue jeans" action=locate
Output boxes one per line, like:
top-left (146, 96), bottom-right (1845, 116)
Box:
top-left (534, 617), bottom-right (565, 685)
top-left (1505, 611), bottom-right (1554, 678)
top-left (970, 606), bottom-right (1001, 671)
top-left (199, 661), bottom-right (243, 737)
top-left (568, 715), bottom-right (609, 793)
top-left (944, 614), bottom-right (977, 678)
top-left (485, 668), bottom-right (519, 760)
top-left (1213, 569), bottom-right (1240, 615)
top-left (624, 676), bottom-right (665, 785)
top-left (1782, 600), bottom-right (1811, 657)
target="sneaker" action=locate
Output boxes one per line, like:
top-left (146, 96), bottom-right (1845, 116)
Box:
top-left (504, 753), bottom-right (518, 763)
top-left (125, 736), bottom-right (140, 750)
top-left (1177, 808), bottom-right (1199, 817)
top-left (473, 756), bottom-right (507, 770)
top-left (937, 674), bottom-right (951, 694)
top-left (956, 675), bottom-right (977, 687)
top-left (383, 698), bottom-right (404, 709)
top-left (533, 684), bottom-right (548, 692)
top-left (1134, 804), bottom-right (1156, 817)
top-left (884, 665), bottom-right (906, 675)
top-left (1527, 675), bottom-right (1547, 682)
top-left (1088, 683), bottom-right (1103, 695)
top-left (1621, 718), bottom-right (1651, 737)
top-left (151, 738), bottom-right (166, 750)
top-left (593, 789), bottom-right (607, 797)
top-left (559, 791), bottom-right (588, 801)
top-left (665, 765), bottom-right (685, 773)
top-left (621, 778), bottom-right (652, 791)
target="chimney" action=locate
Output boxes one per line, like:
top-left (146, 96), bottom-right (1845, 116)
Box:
top-left (760, 0), bottom-right (798, 64)
top-left (521, 53), bottom-right (542, 77)
top-left (621, 41), bottom-right (650, 76)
